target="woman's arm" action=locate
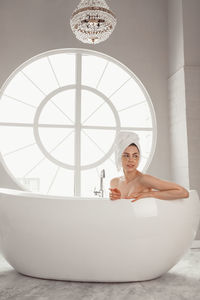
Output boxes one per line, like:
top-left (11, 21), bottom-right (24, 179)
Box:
top-left (126, 174), bottom-right (189, 201)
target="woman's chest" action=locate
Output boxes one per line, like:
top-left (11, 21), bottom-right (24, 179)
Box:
top-left (118, 180), bottom-right (143, 198)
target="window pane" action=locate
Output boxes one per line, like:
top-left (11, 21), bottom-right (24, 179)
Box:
top-left (110, 78), bottom-right (146, 110)
top-left (48, 53), bottom-right (75, 86)
top-left (3, 72), bottom-right (44, 107)
top-left (45, 167), bottom-right (74, 196)
top-left (38, 128), bottom-right (74, 165)
top-left (119, 102), bottom-right (152, 127)
top-left (0, 126), bottom-right (35, 155)
top-left (19, 159), bottom-right (74, 196)
top-left (81, 90), bottom-right (116, 126)
top-left (39, 90), bottom-right (75, 125)
top-left (82, 54), bottom-right (107, 88)
top-left (0, 95), bottom-right (36, 123)
top-left (97, 62), bottom-right (130, 97)
top-left (81, 129), bottom-right (115, 166)
top-left (3, 144), bottom-right (43, 178)
top-left (22, 57), bottom-right (59, 95)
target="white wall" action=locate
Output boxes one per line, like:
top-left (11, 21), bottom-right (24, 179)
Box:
top-left (168, 0), bottom-right (189, 188)
top-left (168, 0), bottom-right (184, 77)
top-left (168, 0), bottom-right (200, 239)
top-left (182, 0), bottom-right (200, 66)
top-left (0, 0), bottom-right (170, 189)
top-left (168, 68), bottom-right (189, 188)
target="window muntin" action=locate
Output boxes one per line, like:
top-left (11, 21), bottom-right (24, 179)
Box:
top-left (0, 49), bottom-right (156, 197)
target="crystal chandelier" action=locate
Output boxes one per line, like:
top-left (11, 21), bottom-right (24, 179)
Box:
top-left (70, 0), bottom-right (117, 44)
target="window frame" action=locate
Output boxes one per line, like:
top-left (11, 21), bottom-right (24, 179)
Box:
top-left (0, 48), bottom-right (157, 196)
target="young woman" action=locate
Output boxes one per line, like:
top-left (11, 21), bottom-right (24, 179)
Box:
top-left (109, 132), bottom-right (189, 202)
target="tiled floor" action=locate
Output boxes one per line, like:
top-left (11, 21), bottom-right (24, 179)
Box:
top-left (0, 249), bottom-right (199, 300)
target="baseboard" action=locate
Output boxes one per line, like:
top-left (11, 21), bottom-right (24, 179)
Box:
top-left (191, 240), bottom-right (200, 249)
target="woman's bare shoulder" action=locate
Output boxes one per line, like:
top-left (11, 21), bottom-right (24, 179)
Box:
top-left (138, 173), bottom-right (154, 184)
top-left (140, 173), bottom-right (153, 179)
top-left (110, 177), bottom-right (120, 188)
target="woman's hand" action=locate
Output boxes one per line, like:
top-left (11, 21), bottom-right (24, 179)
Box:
top-left (125, 192), bottom-right (152, 202)
top-left (109, 188), bottom-right (121, 200)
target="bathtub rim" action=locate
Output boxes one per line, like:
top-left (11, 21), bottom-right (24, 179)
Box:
top-left (0, 187), bottom-right (197, 202)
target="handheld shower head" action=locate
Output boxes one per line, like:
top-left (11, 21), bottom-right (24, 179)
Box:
top-left (101, 169), bottom-right (105, 178)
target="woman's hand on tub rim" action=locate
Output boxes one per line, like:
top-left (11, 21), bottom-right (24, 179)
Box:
top-left (125, 191), bottom-right (152, 202)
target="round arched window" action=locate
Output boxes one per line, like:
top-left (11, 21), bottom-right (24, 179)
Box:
top-left (0, 49), bottom-right (157, 197)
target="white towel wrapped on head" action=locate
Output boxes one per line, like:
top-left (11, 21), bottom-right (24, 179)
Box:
top-left (115, 131), bottom-right (141, 171)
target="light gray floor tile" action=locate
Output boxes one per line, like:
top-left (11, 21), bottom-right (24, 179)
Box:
top-left (0, 249), bottom-right (199, 300)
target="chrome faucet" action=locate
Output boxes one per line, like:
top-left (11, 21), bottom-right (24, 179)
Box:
top-left (94, 169), bottom-right (105, 197)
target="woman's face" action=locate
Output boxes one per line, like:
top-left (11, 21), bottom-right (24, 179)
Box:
top-left (121, 145), bottom-right (140, 172)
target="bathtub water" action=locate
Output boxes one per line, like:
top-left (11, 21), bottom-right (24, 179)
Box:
top-left (0, 188), bottom-right (199, 282)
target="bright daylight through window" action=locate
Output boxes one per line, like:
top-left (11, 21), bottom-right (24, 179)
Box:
top-left (0, 49), bottom-right (156, 197)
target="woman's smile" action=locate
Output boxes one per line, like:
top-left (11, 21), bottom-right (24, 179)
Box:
top-left (127, 164), bottom-right (135, 168)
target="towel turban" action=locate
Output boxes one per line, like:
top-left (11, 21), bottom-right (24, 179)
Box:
top-left (115, 131), bottom-right (141, 171)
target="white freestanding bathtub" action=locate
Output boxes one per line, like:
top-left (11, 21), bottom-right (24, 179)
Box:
top-left (0, 188), bottom-right (199, 282)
